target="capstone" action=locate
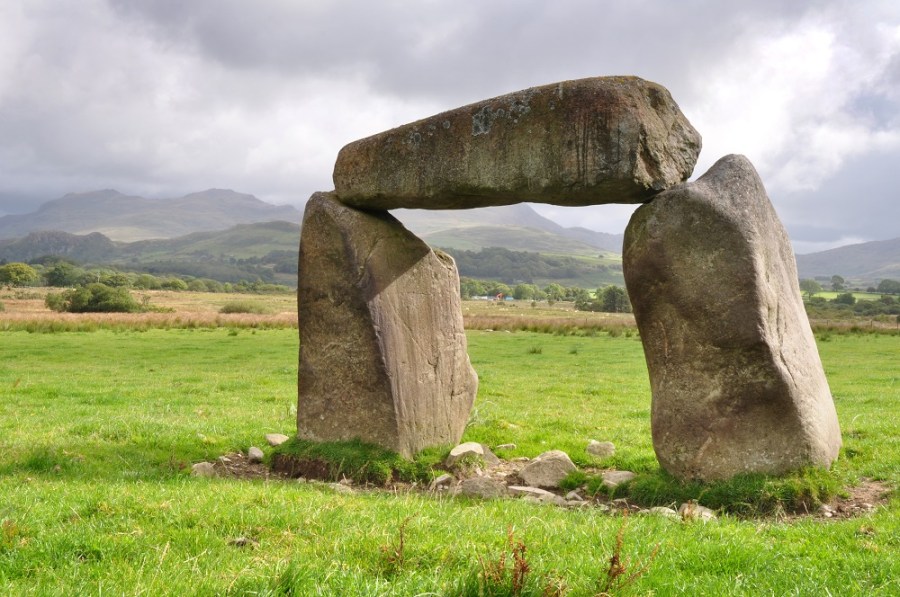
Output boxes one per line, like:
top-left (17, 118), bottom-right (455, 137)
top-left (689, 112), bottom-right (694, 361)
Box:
top-left (333, 76), bottom-right (700, 210)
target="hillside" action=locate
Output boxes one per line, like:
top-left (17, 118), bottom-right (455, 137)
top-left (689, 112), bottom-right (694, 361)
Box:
top-left (394, 204), bottom-right (624, 253)
top-left (423, 226), bottom-right (611, 256)
top-left (0, 189), bottom-right (301, 241)
top-left (796, 237), bottom-right (900, 283)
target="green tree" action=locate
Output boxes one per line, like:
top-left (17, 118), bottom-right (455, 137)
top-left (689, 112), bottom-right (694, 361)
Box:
top-left (799, 279), bottom-right (822, 300)
top-left (832, 292), bottom-right (856, 306)
top-left (544, 283), bottom-right (565, 303)
top-left (599, 285), bottom-right (632, 313)
top-left (44, 262), bottom-right (83, 287)
top-left (0, 262), bottom-right (39, 287)
top-left (459, 278), bottom-right (486, 299)
top-left (830, 275), bottom-right (845, 291)
top-left (876, 278), bottom-right (900, 294)
top-left (160, 278), bottom-right (189, 291)
top-left (45, 283), bottom-right (142, 313)
top-left (512, 283), bottom-right (536, 300)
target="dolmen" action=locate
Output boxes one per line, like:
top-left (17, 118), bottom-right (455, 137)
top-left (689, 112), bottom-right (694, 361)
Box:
top-left (297, 75), bottom-right (841, 478)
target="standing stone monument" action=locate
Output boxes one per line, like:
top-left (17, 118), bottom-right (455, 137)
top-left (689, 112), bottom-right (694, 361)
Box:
top-left (623, 155), bottom-right (842, 480)
top-left (298, 192), bottom-right (477, 458)
top-left (297, 75), bottom-right (840, 480)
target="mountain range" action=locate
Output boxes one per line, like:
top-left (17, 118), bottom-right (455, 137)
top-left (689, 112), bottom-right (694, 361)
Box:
top-left (0, 189), bottom-right (302, 242)
top-left (0, 189), bottom-right (897, 286)
top-left (795, 237), bottom-right (900, 282)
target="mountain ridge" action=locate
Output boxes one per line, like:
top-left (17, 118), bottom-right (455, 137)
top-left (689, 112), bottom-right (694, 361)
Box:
top-left (0, 189), bottom-right (302, 241)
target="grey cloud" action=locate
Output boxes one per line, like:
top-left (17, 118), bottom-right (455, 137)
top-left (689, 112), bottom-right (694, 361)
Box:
top-left (0, 0), bottom-right (897, 251)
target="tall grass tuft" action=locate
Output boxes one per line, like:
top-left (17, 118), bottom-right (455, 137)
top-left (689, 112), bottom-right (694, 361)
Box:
top-left (220, 300), bottom-right (273, 315)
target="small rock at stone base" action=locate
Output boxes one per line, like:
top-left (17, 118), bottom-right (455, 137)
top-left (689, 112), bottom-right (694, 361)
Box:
top-left (228, 536), bottom-right (259, 548)
top-left (429, 473), bottom-right (454, 491)
top-left (495, 443), bottom-right (517, 451)
top-left (678, 502), bottom-right (717, 521)
top-left (191, 462), bottom-right (216, 477)
top-left (508, 485), bottom-right (567, 505)
top-left (217, 456), bottom-right (232, 464)
top-left (587, 440), bottom-right (616, 459)
top-left (519, 450), bottom-right (577, 488)
top-left (326, 482), bottom-right (354, 494)
top-left (565, 490), bottom-right (585, 501)
top-left (459, 477), bottom-right (508, 499)
top-left (565, 501), bottom-right (592, 509)
top-left (445, 442), bottom-right (500, 469)
top-left (602, 470), bottom-right (636, 489)
top-left (265, 433), bottom-right (290, 446)
top-left (247, 447), bottom-right (264, 463)
top-left (644, 506), bottom-right (680, 519)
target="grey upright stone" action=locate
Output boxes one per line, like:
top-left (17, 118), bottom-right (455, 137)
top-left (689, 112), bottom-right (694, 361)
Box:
top-left (333, 76), bottom-right (701, 210)
top-left (297, 192), bottom-right (478, 458)
top-left (623, 154), bottom-right (841, 481)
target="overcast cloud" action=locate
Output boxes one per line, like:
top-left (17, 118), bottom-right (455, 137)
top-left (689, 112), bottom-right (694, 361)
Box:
top-left (0, 0), bottom-right (897, 252)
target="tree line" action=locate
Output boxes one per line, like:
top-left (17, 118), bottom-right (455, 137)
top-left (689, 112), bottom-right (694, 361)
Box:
top-left (0, 259), bottom-right (292, 295)
top-left (448, 246), bottom-right (619, 284)
top-left (459, 277), bottom-right (632, 313)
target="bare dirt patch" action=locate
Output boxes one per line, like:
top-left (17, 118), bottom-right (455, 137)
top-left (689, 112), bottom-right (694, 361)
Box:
top-left (219, 451), bottom-right (893, 521)
top-left (814, 478), bottom-right (893, 520)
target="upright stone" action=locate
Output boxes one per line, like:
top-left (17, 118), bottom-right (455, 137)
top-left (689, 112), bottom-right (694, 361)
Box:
top-left (334, 76), bottom-right (701, 210)
top-left (623, 155), bottom-right (841, 481)
top-left (297, 192), bottom-right (477, 458)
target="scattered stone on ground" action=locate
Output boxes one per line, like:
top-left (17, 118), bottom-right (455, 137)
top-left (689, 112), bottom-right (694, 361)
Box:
top-left (508, 485), bottom-right (567, 506)
top-left (445, 442), bottom-right (500, 469)
top-left (602, 470), bottom-right (636, 489)
top-left (587, 440), bottom-right (615, 459)
top-left (228, 536), bottom-right (259, 549)
top-left (429, 473), bottom-right (454, 491)
top-left (644, 506), bottom-right (680, 519)
top-left (678, 501), bottom-right (717, 522)
top-left (623, 154), bottom-right (842, 481)
top-left (519, 450), bottom-right (576, 488)
top-left (326, 482), bottom-right (354, 494)
top-left (212, 450), bottom-right (890, 522)
top-left (190, 462), bottom-right (216, 477)
top-left (297, 192), bottom-right (477, 458)
top-left (247, 446), bottom-right (264, 463)
top-left (265, 433), bottom-right (290, 447)
top-left (333, 76), bottom-right (701, 210)
top-left (459, 477), bottom-right (508, 499)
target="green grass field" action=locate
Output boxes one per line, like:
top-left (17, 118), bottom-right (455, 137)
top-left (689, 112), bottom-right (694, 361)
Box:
top-left (1, 328), bottom-right (898, 595)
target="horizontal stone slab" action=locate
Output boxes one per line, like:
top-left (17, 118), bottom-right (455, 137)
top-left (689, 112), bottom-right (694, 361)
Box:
top-left (333, 76), bottom-right (701, 210)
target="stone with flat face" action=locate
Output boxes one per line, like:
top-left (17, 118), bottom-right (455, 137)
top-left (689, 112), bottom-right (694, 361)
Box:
top-left (297, 192), bottom-right (477, 458)
top-left (333, 76), bottom-right (701, 210)
top-left (623, 154), bottom-right (842, 481)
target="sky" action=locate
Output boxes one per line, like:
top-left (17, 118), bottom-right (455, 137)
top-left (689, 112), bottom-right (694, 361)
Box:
top-left (0, 0), bottom-right (898, 254)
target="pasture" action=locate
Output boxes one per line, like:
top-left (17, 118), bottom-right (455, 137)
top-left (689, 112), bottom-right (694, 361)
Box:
top-left (0, 292), bottom-right (898, 595)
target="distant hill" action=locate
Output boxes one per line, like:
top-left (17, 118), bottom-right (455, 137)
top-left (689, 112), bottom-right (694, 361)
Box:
top-left (394, 204), bottom-right (624, 253)
top-left (0, 189), bottom-right (301, 241)
top-left (796, 237), bottom-right (900, 283)
top-left (423, 226), bottom-right (611, 256)
top-left (0, 230), bottom-right (119, 263)
top-left (0, 221), bottom-right (301, 285)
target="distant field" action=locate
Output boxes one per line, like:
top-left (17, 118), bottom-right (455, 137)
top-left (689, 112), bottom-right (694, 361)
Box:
top-left (0, 292), bottom-right (897, 594)
top-left (813, 291), bottom-right (884, 301)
